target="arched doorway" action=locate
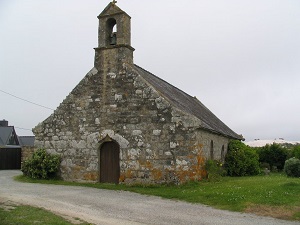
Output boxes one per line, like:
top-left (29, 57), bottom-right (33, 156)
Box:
top-left (100, 141), bottom-right (120, 184)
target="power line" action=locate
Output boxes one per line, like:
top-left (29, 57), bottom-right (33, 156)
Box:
top-left (0, 89), bottom-right (54, 111)
top-left (15, 126), bottom-right (32, 131)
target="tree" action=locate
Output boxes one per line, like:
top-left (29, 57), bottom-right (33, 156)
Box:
top-left (291, 146), bottom-right (300, 159)
top-left (257, 143), bottom-right (288, 171)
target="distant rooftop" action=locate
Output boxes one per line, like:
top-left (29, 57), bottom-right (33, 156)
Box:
top-left (18, 136), bottom-right (35, 147)
top-left (245, 139), bottom-right (300, 147)
top-left (0, 120), bottom-right (34, 147)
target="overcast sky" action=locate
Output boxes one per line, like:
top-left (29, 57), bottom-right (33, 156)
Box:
top-left (1, 0), bottom-right (299, 141)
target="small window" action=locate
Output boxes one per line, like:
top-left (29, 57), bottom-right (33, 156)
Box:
top-left (221, 145), bottom-right (225, 162)
top-left (210, 140), bottom-right (214, 160)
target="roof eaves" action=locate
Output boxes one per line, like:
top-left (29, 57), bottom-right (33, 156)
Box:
top-left (197, 126), bottom-right (244, 140)
top-left (0, 145), bottom-right (21, 149)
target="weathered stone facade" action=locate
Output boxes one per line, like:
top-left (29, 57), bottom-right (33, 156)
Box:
top-left (21, 146), bottom-right (35, 163)
top-left (33, 2), bottom-right (242, 184)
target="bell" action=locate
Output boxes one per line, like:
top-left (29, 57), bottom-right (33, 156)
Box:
top-left (110, 33), bottom-right (117, 45)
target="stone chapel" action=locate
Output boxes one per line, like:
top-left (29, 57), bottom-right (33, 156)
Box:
top-left (33, 2), bottom-right (243, 184)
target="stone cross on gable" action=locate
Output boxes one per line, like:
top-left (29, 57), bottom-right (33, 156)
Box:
top-left (112, 0), bottom-right (117, 4)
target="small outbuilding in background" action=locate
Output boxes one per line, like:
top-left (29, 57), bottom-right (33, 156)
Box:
top-left (0, 120), bottom-right (34, 170)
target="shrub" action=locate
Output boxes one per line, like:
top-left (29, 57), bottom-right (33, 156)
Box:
top-left (257, 143), bottom-right (288, 171)
top-left (291, 146), bottom-right (300, 159)
top-left (225, 140), bottom-right (260, 176)
top-left (284, 158), bottom-right (300, 177)
top-left (22, 149), bottom-right (61, 179)
top-left (260, 162), bottom-right (270, 170)
top-left (205, 160), bottom-right (226, 181)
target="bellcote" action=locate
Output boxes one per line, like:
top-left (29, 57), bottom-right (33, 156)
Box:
top-left (94, 2), bottom-right (134, 69)
top-left (97, 2), bottom-right (133, 49)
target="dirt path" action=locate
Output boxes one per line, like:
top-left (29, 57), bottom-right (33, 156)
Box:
top-left (0, 170), bottom-right (298, 225)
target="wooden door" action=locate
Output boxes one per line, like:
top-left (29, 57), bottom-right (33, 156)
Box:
top-left (100, 142), bottom-right (120, 184)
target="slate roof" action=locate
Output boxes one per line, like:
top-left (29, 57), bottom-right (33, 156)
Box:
top-left (0, 126), bottom-right (19, 146)
top-left (0, 136), bottom-right (3, 146)
top-left (0, 126), bottom-right (34, 147)
top-left (18, 136), bottom-right (35, 147)
top-left (0, 127), bottom-right (13, 146)
top-left (134, 64), bottom-right (243, 140)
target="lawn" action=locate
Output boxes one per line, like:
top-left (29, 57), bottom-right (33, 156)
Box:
top-left (0, 201), bottom-right (90, 225)
top-left (15, 173), bottom-right (300, 221)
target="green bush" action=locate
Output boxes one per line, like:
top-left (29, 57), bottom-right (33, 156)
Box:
top-left (22, 149), bottom-right (61, 179)
top-left (225, 140), bottom-right (260, 176)
top-left (257, 143), bottom-right (288, 171)
top-left (260, 162), bottom-right (270, 170)
top-left (205, 160), bottom-right (226, 181)
top-left (284, 157), bottom-right (300, 177)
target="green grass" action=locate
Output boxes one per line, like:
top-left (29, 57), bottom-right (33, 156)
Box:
top-left (0, 203), bottom-right (91, 225)
top-left (15, 173), bottom-right (300, 221)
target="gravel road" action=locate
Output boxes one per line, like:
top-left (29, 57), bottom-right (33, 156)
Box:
top-left (0, 170), bottom-right (298, 225)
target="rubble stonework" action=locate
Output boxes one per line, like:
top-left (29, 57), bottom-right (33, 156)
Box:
top-left (33, 2), bottom-right (242, 184)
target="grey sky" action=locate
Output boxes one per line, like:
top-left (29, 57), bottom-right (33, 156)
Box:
top-left (0, 0), bottom-right (299, 141)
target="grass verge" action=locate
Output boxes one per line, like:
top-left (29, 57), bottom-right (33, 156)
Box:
top-left (0, 200), bottom-right (91, 225)
top-left (15, 173), bottom-right (300, 221)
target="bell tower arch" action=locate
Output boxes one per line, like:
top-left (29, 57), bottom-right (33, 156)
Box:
top-left (105, 18), bottom-right (117, 46)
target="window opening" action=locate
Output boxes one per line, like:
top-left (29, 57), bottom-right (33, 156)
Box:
top-left (106, 18), bottom-right (117, 46)
top-left (210, 140), bottom-right (214, 160)
top-left (110, 24), bottom-right (117, 45)
top-left (221, 145), bottom-right (225, 162)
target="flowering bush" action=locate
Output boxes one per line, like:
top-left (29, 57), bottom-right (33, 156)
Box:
top-left (22, 149), bottom-right (61, 179)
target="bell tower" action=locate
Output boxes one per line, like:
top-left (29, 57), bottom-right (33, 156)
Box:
top-left (94, 2), bottom-right (134, 70)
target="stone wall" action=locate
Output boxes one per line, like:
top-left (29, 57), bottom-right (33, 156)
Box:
top-left (196, 130), bottom-right (229, 162)
top-left (21, 146), bottom-right (35, 164)
top-left (34, 62), bottom-right (231, 184)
